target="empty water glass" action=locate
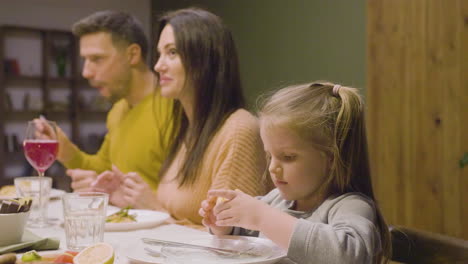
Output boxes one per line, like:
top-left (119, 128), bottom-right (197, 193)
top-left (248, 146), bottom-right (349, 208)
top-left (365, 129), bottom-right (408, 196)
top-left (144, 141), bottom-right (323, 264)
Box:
top-left (14, 176), bottom-right (52, 228)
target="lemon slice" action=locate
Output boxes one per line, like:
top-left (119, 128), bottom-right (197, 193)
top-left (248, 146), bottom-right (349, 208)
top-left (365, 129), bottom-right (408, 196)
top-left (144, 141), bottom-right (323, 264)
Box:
top-left (74, 243), bottom-right (114, 264)
top-left (21, 250), bottom-right (42, 262)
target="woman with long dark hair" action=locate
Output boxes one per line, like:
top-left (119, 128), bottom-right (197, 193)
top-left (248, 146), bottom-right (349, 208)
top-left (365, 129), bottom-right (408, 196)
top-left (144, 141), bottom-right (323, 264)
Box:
top-left (93, 7), bottom-right (270, 228)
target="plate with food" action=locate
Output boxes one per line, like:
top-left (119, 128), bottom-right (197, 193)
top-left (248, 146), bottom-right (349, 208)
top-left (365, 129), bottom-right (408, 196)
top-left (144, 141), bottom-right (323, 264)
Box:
top-left (105, 207), bottom-right (170, 232)
top-left (8, 243), bottom-right (115, 264)
top-left (0, 249), bottom-right (79, 264)
top-left (0, 185), bottom-right (66, 200)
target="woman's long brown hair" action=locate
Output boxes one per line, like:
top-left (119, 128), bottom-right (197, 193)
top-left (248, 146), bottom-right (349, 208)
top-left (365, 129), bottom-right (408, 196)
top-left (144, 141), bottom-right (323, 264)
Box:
top-left (156, 8), bottom-right (245, 187)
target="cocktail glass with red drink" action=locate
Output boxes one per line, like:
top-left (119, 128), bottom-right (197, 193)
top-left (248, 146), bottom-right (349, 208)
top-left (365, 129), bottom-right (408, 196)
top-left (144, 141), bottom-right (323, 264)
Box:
top-left (22, 120), bottom-right (59, 227)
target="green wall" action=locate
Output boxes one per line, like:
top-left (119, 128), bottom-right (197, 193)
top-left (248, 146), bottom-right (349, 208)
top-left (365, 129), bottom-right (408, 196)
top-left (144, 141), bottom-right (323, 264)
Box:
top-left (152, 0), bottom-right (366, 108)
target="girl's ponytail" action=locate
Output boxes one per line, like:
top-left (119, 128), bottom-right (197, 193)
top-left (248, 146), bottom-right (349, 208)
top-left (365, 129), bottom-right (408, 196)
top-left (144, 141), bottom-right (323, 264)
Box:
top-left (259, 81), bottom-right (391, 263)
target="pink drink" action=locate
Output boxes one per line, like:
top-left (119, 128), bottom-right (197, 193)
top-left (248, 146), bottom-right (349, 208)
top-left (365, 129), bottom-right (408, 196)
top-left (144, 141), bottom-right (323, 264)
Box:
top-left (23, 140), bottom-right (59, 173)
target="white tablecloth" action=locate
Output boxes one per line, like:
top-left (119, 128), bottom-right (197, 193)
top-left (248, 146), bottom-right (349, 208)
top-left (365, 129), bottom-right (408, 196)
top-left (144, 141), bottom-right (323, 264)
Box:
top-left (28, 199), bottom-right (210, 264)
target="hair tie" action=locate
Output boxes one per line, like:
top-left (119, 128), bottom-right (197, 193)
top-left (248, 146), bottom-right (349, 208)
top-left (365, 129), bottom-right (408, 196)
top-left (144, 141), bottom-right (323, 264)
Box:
top-left (332, 85), bottom-right (341, 96)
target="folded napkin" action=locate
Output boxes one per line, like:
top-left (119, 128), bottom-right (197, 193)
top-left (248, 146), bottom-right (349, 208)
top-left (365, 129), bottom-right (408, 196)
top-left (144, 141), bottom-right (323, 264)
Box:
top-left (0, 229), bottom-right (60, 254)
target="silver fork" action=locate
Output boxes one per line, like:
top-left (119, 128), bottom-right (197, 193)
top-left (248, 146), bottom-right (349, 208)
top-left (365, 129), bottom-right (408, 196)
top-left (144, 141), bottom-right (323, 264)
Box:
top-left (141, 238), bottom-right (255, 256)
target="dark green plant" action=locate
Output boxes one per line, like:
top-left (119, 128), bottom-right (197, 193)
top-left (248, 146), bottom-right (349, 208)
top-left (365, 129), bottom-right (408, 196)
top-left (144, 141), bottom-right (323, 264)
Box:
top-left (460, 152), bottom-right (468, 168)
top-left (52, 40), bottom-right (69, 77)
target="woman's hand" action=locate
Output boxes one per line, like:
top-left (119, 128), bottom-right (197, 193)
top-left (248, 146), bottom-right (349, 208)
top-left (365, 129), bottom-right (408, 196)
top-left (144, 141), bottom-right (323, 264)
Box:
top-left (199, 196), bottom-right (233, 235)
top-left (119, 172), bottom-right (158, 209)
top-left (89, 165), bottom-right (156, 209)
top-left (207, 189), bottom-right (271, 232)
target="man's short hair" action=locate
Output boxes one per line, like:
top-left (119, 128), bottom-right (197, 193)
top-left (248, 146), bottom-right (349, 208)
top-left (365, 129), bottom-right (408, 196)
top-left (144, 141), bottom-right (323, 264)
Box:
top-left (72, 10), bottom-right (148, 59)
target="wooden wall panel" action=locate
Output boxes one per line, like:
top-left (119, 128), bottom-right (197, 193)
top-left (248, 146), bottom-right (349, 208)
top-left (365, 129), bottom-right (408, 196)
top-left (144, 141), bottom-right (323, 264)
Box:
top-left (460, 0), bottom-right (468, 240)
top-left (367, 0), bottom-right (406, 227)
top-left (367, 0), bottom-right (467, 239)
top-left (429, 0), bottom-right (463, 238)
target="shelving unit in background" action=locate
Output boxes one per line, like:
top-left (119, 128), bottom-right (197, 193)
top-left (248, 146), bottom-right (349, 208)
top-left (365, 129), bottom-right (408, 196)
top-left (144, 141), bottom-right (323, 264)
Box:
top-left (0, 25), bottom-right (109, 188)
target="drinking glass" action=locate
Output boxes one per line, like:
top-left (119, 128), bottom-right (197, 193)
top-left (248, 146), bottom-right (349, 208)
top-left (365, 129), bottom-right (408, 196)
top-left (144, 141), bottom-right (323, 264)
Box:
top-left (14, 176), bottom-right (52, 228)
top-left (62, 192), bottom-right (108, 250)
top-left (23, 120), bottom-right (59, 228)
top-left (23, 120), bottom-right (59, 176)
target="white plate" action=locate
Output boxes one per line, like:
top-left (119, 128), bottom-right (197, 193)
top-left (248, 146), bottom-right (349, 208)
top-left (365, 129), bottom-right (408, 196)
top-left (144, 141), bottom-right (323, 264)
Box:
top-left (0, 188), bottom-right (66, 200)
top-left (105, 209), bottom-right (170, 232)
top-left (127, 235), bottom-right (286, 264)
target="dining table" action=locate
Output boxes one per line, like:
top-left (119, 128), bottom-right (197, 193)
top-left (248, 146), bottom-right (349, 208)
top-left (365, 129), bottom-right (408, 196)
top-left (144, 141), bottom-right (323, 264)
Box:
top-left (27, 198), bottom-right (215, 264)
top-left (26, 197), bottom-right (287, 264)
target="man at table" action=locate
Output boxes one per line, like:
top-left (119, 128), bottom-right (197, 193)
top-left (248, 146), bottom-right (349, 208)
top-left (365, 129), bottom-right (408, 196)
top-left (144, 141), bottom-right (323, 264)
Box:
top-left (36, 11), bottom-right (173, 196)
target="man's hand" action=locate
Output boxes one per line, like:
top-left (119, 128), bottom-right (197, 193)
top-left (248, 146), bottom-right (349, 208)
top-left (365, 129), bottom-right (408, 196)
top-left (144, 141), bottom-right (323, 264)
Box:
top-left (67, 169), bottom-right (98, 192)
top-left (33, 117), bottom-right (57, 140)
top-left (33, 117), bottom-right (78, 163)
top-left (90, 165), bottom-right (127, 207)
top-left (90, 165), bottom-right (124, 193)
top-left (90, 170), bottom-right (120, 194)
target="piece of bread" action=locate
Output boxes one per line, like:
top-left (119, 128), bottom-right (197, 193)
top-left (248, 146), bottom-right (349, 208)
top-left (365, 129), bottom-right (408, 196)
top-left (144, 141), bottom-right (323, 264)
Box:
top-left (0, 253), bottom-right (16, 264)
top-left (0, 185), bottom-right (16, 197)
top-left (216, 197), bottom-right (228, 205)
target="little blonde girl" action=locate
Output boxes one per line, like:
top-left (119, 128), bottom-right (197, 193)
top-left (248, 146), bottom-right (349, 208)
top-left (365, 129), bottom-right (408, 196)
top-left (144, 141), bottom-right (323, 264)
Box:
top-left (199, 82), bottom-right (391, 263)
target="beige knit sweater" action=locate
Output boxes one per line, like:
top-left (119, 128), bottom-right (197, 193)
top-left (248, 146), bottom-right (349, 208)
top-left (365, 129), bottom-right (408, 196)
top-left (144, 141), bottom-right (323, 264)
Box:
top-left (155, 109), bottom-right (270, 228)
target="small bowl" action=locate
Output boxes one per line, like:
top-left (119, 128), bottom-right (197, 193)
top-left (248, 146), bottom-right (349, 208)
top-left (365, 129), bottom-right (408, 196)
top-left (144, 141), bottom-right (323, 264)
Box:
top-left (0, 211), bottom-right (29, 246)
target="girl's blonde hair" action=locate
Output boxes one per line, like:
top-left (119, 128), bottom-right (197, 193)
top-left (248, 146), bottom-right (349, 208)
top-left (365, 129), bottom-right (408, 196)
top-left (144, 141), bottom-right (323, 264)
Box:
top-left (258, 81), bottom-right (390, 263)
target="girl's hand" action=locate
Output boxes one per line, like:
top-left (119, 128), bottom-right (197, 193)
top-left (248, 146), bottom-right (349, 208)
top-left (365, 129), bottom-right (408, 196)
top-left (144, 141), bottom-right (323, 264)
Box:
top-left (208, 189), bottom-right (270, 231)
top-left (199, 196), bottom-right (233, 235)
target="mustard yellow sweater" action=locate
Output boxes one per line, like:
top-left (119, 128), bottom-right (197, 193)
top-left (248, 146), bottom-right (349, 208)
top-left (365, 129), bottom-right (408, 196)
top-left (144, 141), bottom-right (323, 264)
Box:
top-left (63, 92), bottom-right (173, 189)
top-left (155, 109), bottom-right (270, 228)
